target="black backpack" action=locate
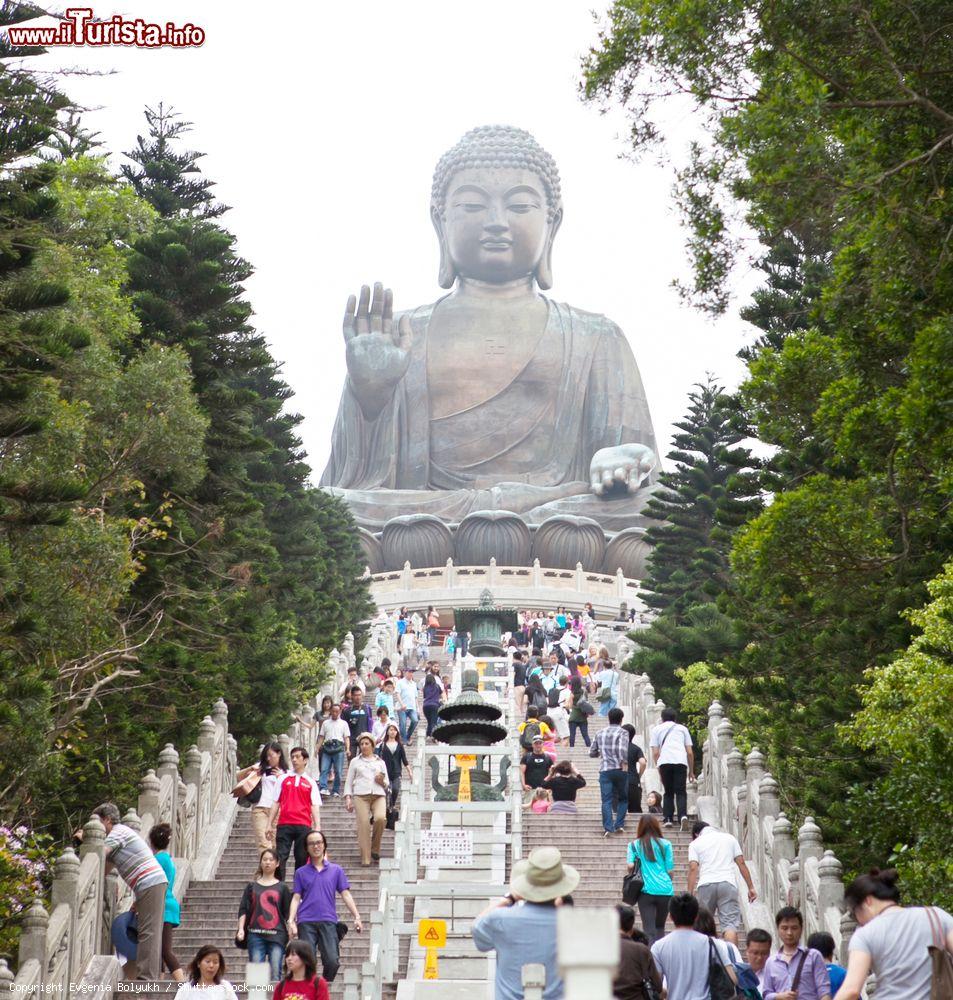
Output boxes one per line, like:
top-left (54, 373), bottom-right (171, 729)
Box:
top-left (520, 721), bottom-right (541, 750)
top-left (708, 939), bottom-right (746, 1000)
top-left (547, 686), bottom-right (560, 708)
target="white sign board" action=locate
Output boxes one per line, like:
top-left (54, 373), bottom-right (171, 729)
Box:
top-left (420, 828), bottom-right (474, 867)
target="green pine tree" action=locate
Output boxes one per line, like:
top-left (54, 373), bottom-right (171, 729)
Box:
top-left (628, 379), bottom-right (761, 704)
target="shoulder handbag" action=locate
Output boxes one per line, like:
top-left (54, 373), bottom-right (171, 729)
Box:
top-left (577, 697), bottom-right (596, 717)
top-left (926, 907), bottom-right (953, 1000)
top-left (621, 843), bottom-right (644, 904)
top-left (596, 685), bottom-right (613, 702)
top-left (642, 977), bottom-right (662, 1000)
top-left (231, 768), bottom-right (263, 806)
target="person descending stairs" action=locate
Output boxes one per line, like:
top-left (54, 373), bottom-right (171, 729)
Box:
top-left (166, 794), bottom-right (396, 998)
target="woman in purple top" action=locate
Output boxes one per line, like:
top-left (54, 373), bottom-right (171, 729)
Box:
top-left (422, 671), bottom-right (443, 738)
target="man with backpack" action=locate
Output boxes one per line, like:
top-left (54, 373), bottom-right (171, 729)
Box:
top-left (518, 707), bottom-right (552, 751)
top-left (520, 735), bottom-right (552, 800)
top-left (342, 687), bottom-right (373, 759)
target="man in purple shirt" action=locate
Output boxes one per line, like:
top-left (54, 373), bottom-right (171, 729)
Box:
top-left (287, 830), bottom-right (362, 981)
top-left (762, 906), bottom-right (832, 1000)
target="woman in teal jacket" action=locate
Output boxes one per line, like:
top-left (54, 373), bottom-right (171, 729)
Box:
top-left (148, 823), bottom-right (185, 982)
top-left (626, 814), bottom-right (674, 946)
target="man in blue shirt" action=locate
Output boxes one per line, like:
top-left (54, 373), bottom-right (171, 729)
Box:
top-left (807, 931), bottom-right (847, 994)
top-left (472, 846), bottom-right (579, 999)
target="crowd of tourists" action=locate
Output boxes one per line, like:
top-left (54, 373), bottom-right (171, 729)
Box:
top-left (486, 625), bottom-right (953, 1000)
top-left (88, 605), bottom-right (953, 1000)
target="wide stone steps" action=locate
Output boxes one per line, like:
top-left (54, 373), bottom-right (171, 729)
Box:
top-left (519, 706), bottom-right (694, 931)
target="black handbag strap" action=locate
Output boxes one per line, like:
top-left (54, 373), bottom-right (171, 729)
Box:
top-left (790, 949), bottom-right (809, 990)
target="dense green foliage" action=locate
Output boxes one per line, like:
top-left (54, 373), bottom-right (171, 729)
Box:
top-left (0, 60), bottom-right (371, 851)
top-left (847, 561), bottom-right (953, 909)
top-left (628, 380), bottom-right (760, 706)
top-left (584, 0), bottom-right (953, 894)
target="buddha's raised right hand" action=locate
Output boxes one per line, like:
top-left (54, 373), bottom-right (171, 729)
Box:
top-left (343, 282), bottom-right (413, 417)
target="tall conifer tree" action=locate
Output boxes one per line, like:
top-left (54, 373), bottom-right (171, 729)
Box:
top-left (628, 379), bottom-right (760, 703)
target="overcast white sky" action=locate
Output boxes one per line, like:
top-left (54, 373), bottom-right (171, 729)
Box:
top-left (26, 0), bottom-right (761, 476)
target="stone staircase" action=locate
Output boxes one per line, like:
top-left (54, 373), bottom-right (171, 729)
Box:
top-left (168, 793), bottom-right (396, 998)
top-left (523, 713), bottom-right (694, 924)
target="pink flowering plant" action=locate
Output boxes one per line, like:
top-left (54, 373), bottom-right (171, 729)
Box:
top-left (0, 825), bottom-right (56, 963)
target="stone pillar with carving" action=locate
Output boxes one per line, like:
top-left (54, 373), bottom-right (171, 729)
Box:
top-left (157, 744), bottom-right (180, 836)
top-left (770, 813), bottom-right (795, 918)
top-left (818, 850), bottom-right (845, 915)
top-left (137, 769), bottom-right (160, 827)
top-left (17, 898), bottom-right (48, 978)
top-left (52, 848), bottom-right (81, 982)
top-left (744, 749), bottom-right (765, 840)
top-left (79, 816), bottom-right (107, 952)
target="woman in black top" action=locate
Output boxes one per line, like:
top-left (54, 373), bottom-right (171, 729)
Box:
top-left (541, 760), bottom-right (586, 814)
top-left (622, 724), bottom-right (646, 814)
top-left (377, 723), bottom-right (411, 811)
top-left (523, 674), bottom-right (548, 718)
top-left (236, 849), bottom-right (292, 981)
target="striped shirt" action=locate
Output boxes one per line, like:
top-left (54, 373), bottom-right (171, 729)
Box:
top-left (589, 724), bottom-right (630, 771)
top-left (103, 824), bottom-right (167, 895)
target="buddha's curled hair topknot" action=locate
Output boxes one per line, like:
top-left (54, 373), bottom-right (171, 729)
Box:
top-left (431, 125), bottom-right (562, 222)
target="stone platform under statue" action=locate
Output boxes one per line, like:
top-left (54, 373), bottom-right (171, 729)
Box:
top-left (320, 125), bottom-right (660, 578)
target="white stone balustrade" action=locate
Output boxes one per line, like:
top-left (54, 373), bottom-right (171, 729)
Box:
top-left (9, 697), bottom-right (240, 994)
top-left (695, 700), bottom-right (854, 960)
top-left (368, 560), bottom-right (646, 620)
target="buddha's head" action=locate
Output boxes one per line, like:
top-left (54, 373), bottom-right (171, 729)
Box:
top-left (431, 125), bottom-right (563, 290)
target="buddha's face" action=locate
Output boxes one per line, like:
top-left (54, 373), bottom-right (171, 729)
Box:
top-left (441, 167), bottom-right (555, 284)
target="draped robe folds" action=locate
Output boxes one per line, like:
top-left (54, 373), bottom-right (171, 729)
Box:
top-left (319, 297), bottom-right (659, 534)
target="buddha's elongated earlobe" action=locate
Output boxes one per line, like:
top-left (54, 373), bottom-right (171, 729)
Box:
top-left (534, 208), bottom-right (562, 291)
top-left (431, 205), bottom-right (456, 289)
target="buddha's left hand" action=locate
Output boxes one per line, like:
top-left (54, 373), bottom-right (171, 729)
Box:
top-left (589, 443), bottom-right (656, 495)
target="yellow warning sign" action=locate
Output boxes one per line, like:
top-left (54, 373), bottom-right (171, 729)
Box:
top-left (423, 947), bottom-right (439, 979)
top-left (418, 919), bottom-right (447, 949)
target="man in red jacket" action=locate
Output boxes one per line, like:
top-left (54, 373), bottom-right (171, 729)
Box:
top-left (267, 746), bottom-right (321, 879)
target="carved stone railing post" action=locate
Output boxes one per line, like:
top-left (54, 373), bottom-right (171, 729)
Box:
top-left (78, 815), bottom-right (107, 952)
top-left (838, 910), bottom-right (857, 965)
top-left (744, 749), bottom-right (765, 836)
top-left (18, 898), bottom-right (48, 973)
top-left (798, 816), bottom-right (824, 869)
top-left (137, 771), bottom-right (160, 826)
top-left (51, 848), bottom-right (80, 981)
top-left (197, 716), bottom-right (217, 757)
top-left (759, 774), bottom-right (780, 820)
top-left (183, 744), bottom-right (203, 788)
top-left (278, 732), bottom-right (292, 762)
top-left (122, 807), bottom-right (142, 833)
top-left (771, 814), bottom-right (795, 916)
top-left (788, 858), bottom-right (801, 908)
top-left (0, 958), bottom-right (15, 994)
top-left (725, 749), bottom-right (745, 797)
top-left (818, 851), bottom-right (845, 913)
top-left (157, 744), bottom-right (180, 833)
